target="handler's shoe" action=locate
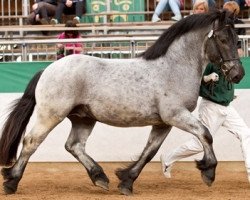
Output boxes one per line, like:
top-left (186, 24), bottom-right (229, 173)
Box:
top-left (160, 155), bottom-right (172, 178)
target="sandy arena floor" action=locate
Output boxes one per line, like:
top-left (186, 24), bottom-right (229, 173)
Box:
top-left (1, 162), bottom-right (250, 200)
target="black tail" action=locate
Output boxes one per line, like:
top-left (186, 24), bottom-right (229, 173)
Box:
top-left (0, 70), bottom-right (43, 166)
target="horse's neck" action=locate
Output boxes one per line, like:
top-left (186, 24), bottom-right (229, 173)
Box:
top-left (154, 29), bottom-right (210, 99)
top-left (165, 30), bottom-right (209, 79)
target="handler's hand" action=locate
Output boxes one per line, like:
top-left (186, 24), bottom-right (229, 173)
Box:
top-left (203, 72), bottom-right (219, 82)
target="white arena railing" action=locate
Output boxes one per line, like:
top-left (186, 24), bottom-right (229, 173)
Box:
top-left (0, 35), bottom-right (249, 62)
top-left (0, 37), bottom-right (156, 61)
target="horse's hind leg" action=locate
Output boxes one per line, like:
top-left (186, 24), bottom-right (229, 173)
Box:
top-left (167, 109), bottom-right (217, 186)
top-left (65, 116), bottom-right (109, 190)
top-left (2, 114), bottom-right (62, 194)
top-left (116, 125), bottom-right (171, 195)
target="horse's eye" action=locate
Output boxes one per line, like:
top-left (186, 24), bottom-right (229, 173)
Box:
top-left (220, 39), bottom-right (227, 44)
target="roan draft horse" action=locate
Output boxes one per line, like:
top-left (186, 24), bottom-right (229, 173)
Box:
top-left (0, 10), bottom-right (245, 195)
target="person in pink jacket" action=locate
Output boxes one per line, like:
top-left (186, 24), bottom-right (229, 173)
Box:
top-left (56, 20), bottom-right (83, 60)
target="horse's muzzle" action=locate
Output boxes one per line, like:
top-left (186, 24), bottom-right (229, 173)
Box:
top-left (222, 61), bottom-right (245, 84)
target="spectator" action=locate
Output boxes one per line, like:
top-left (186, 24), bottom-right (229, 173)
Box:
top-left (246, 0), bottom-right (250, 7)
top-left (224, 0), bottom-right (248, 10)
top-left (51, 0), bottom-right (86, 24)
top-left (192, 0), bottom-right (215, 9)
top-left (223, 1), bottom-right (246, 57)
top-left (56, 20), bottom-right (83, 60)
top-left (27, 0), bottom-right (57, 25)
top-left (151, 0), bottom-right (184, 22)
top-left (192, 0), bottom-right (209, 14)
top-left (160, 0), bottom-right (250, 183)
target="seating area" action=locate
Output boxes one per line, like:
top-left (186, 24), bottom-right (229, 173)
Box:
top-left (0, 0), bottom-right (250, 62)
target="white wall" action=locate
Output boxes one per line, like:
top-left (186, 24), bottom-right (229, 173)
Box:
top-left (0, 89), bottom-right (249, 162)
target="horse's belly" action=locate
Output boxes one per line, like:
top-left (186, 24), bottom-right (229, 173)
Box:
top-left (97, 116), bottom-right (163, 127)
top-left (79, 104), bottom-right (162, 127)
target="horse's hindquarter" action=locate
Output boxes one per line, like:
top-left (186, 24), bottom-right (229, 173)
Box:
top-left (36, 55), bottom-right (165, 127)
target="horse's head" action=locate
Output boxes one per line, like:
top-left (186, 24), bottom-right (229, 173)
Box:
top-left (141, 10), bottom-right (245, 84)
top-left (205, 10), bottom-right (245, 83)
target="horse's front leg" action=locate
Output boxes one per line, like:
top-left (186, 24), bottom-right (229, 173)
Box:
top-left (115, 125), bottom-right (172, 195)
top-left (166, 109), bottom-right (217, 186)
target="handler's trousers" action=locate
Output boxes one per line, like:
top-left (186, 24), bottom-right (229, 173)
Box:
top-left (163, 98), bottom-right (250, 180)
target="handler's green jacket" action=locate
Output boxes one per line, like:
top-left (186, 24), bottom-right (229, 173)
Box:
top-left (199, 63), bottom-right (234, 106)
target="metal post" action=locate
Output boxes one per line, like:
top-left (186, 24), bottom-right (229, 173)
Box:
top-left (8, 0), bottom-right (10, 17)
top-left (22, 0), bottom-right (29, 16)
top-left (246, 39), bottom-right (249, 57)
top-left (20, 0), bottom-right (29, 36)
top-left (241, 38), bottom-right (248, 57)
top-left (22, 43), bottom-right (27, 61)
top-left (104, 0), bottom-right (111, 23)
top-left (130, 40), bottom-right (135, 58)
top-left (1, 0), bottom-right (4, 18)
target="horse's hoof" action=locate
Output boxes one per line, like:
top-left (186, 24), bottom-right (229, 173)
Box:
top-left (3, 180), bottom-right (18, 194)
top-left (118, 186), bottom-right (133, 196)
top-left (201, 173), bottom-right (213, 186)
top-left (3, 185), bottom-right (16, 194)
top-left (95, 180), bottom-right (109, 191)
top-left (201, 168), bottom-right (215, 187)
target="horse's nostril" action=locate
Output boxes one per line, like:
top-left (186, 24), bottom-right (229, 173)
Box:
top-left (232, 75), bottom-right (241, 84)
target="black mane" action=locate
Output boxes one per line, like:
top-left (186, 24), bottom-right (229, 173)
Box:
top-left (141, 10), bottom-right (234, 60)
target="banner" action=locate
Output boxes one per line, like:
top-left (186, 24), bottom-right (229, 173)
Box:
top-left (0, 58), bottom-right (249, 93)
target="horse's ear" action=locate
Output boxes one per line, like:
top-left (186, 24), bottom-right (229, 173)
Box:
top-left (226, 10), bottom-right (237, 26)
top-left (229, 10), bottom-right (237, 21)
top-left (221, 9), bottom-right (235, 25)
top-left (218, 10), bottom-right (227, 25)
